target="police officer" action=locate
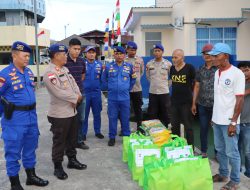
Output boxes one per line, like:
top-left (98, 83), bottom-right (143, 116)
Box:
top-left (0, 41), bottom-right (49, 190)
top-left (146, 44), bottom-right (172, 127)
top-left (102, 46), bottom-right (136, 146)
top-left (125, 41), bottom-right (144, 130)
top-left (82, 46), bottom-right (104, 140)
top-left (43, 44), bottom-right (87, 180)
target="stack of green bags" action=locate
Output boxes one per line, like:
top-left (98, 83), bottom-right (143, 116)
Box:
top-left (122, 132), bottom-right (213, 190)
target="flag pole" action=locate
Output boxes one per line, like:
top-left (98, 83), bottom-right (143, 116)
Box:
top-left (34, 0), bottom-right (40, 88)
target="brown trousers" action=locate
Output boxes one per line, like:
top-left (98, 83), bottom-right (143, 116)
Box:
top-left (47, 115), bottom-right (78, 163)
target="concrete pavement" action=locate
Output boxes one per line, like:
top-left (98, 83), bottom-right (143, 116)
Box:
top-left (0, 87), bottom-right (249, 190)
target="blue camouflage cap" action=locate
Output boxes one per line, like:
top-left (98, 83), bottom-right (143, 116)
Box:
top-left (85, 46), bottom-right (96, 53)
top-left (49, 44), bottom-right (68, 53)
top-left (12, 41), bottom-right (32, 53)
top-left (126, 41), bottom-right (137, 50)
top-left (153, 43), bottom-right (164, 51)
top-left (208, 43), bottom-right (232, 55)
top-left (114, 46), bottom-right (126, 54)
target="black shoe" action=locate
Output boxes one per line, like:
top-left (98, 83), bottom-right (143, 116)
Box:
top-left (108, 138), bottom-right (115, 146)
top-left (9, 175), bottom-right (24, 190)
top-left (118, 131), bottom-right (123, 137)
top-left (95, 133), bottom-right (104, 139)
top-left (25, 168), bottom-right (49, 186)
top-left (54, 168), bottom-right (68, 180)
top-left (67, 157), bottom-right (87, 170)
top-left (76, 142), bottom-right (89, 150)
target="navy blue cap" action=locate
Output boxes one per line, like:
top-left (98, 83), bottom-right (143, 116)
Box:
top-left (85, 46), bottom-right (96, 53)
top-left (126, 41), bottom-right (137, 50)
top-left (12, 41), bottom-right (31, 53)
top-left (153, 44), bottom-right (164, 51)
top-left (49, 44), bottom-right (68, 53)
top-left (114, 46), bottom-right (126, 54)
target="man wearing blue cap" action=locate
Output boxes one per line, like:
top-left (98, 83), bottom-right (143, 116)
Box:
top-left (102, 46), bottom-right (136, 146)
top-left (208, 43), bottom-right (245, 190)
top-left (0, 41), bottom-right (49, 189)
top-left (65, 38), bottom-right (89, 150)
top-left (82, 46), bottom-right (104, 140)
top-left (125, 41), bottom-right (144, 131)
top-left (146, 44), bottom-right (172, 127)
top-left (44, 44), bottom-right (87, 180)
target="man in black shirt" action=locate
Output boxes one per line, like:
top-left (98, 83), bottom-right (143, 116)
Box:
top-left (170, 49), bottom-right (195, 145)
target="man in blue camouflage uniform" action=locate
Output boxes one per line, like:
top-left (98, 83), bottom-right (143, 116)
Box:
top-left (82, 46), bottom-right (104, 140)
top-left (102, 46), bottom-right (136, 146)
top-left (0, 41), bottom-right (48, 190)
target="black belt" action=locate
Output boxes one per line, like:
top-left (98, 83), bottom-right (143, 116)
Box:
top-left (14, 103), bottom-right (36, 111)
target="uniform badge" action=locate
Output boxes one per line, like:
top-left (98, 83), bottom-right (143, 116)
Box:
top-left (14, 86), bottom-right (18, 90)
top-left (124, 77), bottom-right (127, 80)
top-left (0, 77), bottom-right (5, 87)
top-left (9, 72), bottom-right (16, 77)
top-left (64, 81), bottom-right (68, 87)
top-left (96, 75), bottom-right (100, 79)
top-left (20, 84), bottom-right (23, 88)
top-left (12, 68), bottom-right (16, 72)
top-left (132, 72), bottom-right (137, 79)
top-left (11, 76), bottom-right (19, 80)
top-left (51, 78), bottom-right (57, 85)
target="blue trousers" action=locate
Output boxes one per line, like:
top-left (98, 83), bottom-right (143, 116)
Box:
top-left (77, 94), bottom-right (86, 143)
top-left (213, 124), bottom-right (241, 184)
top-left (1, 124), bottom-right (39, 177)
top-left (239, 123), bottom-right (250, 178)
top-left (108, 100), bottom-right (131, 139)
top-left (83, 93), bottom-right (102, 136)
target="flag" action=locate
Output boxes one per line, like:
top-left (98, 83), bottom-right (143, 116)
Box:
top-left (111, 12), bottom-right (115, 46)
top-left (115, 0), bottom-right (121, 46)
top-left (37, 30), bottom-right (45, 37)
top-left (104, 18), bottom-right (109, 57)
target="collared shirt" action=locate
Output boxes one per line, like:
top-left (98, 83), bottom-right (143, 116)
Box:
top-left (212, 65), bottom-right (245, 125)
top-left (125, 56), bottom-right (144, 92)
top-left (101, 61), bottom-right (136, 101)
top-left (0, 63), bottom-right (37, 125)
top-left (65, 55), bottom-right (85, 93)
top-left (195, 64), bottom-right (217, 107)
top-left (83, 60), bottom-right (102, 95)
top-left (43, 63), bottom-right (81, 118)
top-left (146, 58), bottom-right (172, 94)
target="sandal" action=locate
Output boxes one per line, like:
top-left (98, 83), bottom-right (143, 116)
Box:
top-left (213, 174), bottom-right (228, 182)
top-left (220, 181), bottom-right (238, 190)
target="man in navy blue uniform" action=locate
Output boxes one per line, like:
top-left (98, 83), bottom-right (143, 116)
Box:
top-left (0, 41), bottom-right (48, 190)
top-left (82, 46), bottom-right (104, 140)
top-left (102, 46), bottom-right (136, 146)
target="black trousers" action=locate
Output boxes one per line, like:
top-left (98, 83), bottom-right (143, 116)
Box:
top-left (170, 103), bottom-right (194, 145)
top-left (130, 91), bottom-right (143, 128)
top-left (147, 93), bottom-right (171, 127)
top-left (48, 115), bottom-right (78, 163)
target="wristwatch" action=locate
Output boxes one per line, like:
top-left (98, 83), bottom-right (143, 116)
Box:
top-left (230, 121), bottom-right (237, 126)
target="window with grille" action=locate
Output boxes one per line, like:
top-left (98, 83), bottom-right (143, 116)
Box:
top-left (145, 32), bottom-right (162, 56)
top-left (196, 27), bottom-right (237, 55)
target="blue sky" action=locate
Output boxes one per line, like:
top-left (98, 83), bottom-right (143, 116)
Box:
top-left (40, 0), bottom-right (155, 41)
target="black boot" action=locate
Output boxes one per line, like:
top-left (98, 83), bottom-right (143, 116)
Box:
top-left (9, 175), bottom-right (24, 190)
top-left (108, 138), bottom-right (115, 146)
top-left (25, 168), bottom-right (49, 187)
top-left (54, 162), bottom-right (68, 180)
top-left (67, 156), bottom-right (87, 170)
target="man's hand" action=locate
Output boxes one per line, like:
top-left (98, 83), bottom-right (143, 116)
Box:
top-left (77, 95), bottom-right (83, 104)
top-left (228, 124), bottom-right (236, 137)
top-left (191, 104), bottom-right (197, 115)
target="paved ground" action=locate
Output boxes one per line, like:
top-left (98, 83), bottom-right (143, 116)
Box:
top-left (0, 88), bottom-right (249, 190)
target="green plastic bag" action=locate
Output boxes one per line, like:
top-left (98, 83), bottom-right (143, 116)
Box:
top-left (130, 144), bottom-right (161, 181)
top-left (122, 132), bottom-right (150, 163)
top-left (145, 157), bottom-right (213, 190)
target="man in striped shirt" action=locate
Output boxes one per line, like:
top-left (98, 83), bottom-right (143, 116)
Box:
top-left (65, 38), bottom-right (89, 150)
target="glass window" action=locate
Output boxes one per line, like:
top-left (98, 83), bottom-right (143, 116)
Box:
top-left (0, 12), bottom-right (6, 22)
top-left (145, 32), bottom-right (161, 56)
top-left (196, 27), bottom-right (236, 55)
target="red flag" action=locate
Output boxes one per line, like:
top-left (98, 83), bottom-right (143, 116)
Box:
top-left (37, 30), bottom-right (45, 37)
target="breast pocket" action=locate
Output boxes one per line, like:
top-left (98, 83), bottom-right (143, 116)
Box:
top-left (95, 69), bottom-right (101, 80)
top-left (108, 71), bottom-right (118, 78)
top-left (121, 72), bottom-right (130, 82)
top-left (12, 84), bottom-right (25, 97)
top-left (58, 76), bottom-right (69, 89)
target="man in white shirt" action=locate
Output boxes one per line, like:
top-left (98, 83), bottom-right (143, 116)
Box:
top-left (209, 43), bottom-right (245, 190)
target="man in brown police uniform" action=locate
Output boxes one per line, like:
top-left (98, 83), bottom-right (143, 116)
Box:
top-left (43, 44), bottom-right (87, 180)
